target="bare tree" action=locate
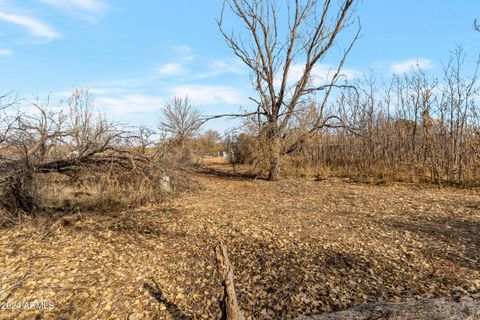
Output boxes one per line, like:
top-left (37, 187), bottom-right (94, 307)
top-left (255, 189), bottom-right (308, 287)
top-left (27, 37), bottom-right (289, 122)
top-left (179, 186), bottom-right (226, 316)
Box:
top-left (159, 96), bottom-right (202, 159)
top-left (217, 0), bottom-right (359, 180)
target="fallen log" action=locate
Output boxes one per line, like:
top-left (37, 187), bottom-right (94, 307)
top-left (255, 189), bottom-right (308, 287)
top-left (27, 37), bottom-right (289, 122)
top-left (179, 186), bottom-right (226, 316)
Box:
top-left (296, 295), bottom-right (480, 320)
top-left (214, 241), bottom-right (244, 320)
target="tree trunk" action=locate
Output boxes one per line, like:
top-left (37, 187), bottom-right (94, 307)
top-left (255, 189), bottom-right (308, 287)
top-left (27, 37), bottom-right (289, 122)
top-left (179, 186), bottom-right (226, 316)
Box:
top-left (181, 138), bottom-right (187, 162)
top-left (268, 136), bottom-right (281, 181)
top-left (7, 170), bottom-right (37, 213)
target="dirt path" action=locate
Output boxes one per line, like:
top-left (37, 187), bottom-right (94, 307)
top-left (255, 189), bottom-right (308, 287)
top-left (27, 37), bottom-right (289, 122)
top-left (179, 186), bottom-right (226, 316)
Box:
top-left (1, 169), bottom-right (479, 319)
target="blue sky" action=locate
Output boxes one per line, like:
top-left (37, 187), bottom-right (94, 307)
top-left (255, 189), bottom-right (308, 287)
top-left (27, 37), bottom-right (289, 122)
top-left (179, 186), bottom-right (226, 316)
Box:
top-left (0, 0), bottom-right (479, 131)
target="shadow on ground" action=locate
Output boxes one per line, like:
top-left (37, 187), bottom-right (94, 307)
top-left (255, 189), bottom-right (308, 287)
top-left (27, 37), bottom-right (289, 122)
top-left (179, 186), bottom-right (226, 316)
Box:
top-left (384, 214), bottom-right (480, 270)
top-left (197, 166), bottom-right (266, 181)
top-left (143, 280), bottom-right (194, 320)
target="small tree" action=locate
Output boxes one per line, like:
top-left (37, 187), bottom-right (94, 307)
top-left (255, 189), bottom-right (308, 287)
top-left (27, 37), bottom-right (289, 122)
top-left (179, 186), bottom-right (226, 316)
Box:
top-left (159, 96), bottom-right (202, 160)
top-left (218, 0), bottom-right (359, 180)
top-left (197, 130), bottom-right (223, 156)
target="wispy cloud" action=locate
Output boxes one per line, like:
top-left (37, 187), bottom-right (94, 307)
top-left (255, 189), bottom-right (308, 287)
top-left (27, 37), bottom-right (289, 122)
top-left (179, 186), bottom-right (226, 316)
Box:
top-left (210, 59), bottom-right (245, 74)
top-left (193, 58), bottom-right (246, 79)
top-left (0, 10), bottom-right (60, 40)
top-left (96, 94), bottom-right (164, 115)
top-left (158, 63), bottom-right (185, 76)
top-left (97, 75), bottom-right (164, 89)
top-left (37, 0), bottom-right (108, 16)
top-left (390, 58), bottom-right (435, 74)
top-left (53, 87), bottom-right (128, 98)
top-left (0, 48), bottom-right (13, 56)
top-left (171, 45), bottom-right (194, 61)
top-left (157, 57), bottom-right (247, 81)
top-left (275, 63), bottom-right (361, 87)
top-left (312, 64), bottom-right (360, 84)
top-left (102, 56), bottom-right (247, 89)
top-left (171, 85), bottom-right (246, 105)
top-left (36, 0), bottom-right (109, 23)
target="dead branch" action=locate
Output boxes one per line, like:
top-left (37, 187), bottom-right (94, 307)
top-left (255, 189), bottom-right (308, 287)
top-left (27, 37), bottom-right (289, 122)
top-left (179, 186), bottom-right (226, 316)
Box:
top-left (214, 241), bottom-right (244, 320)
top-left (0, 89), bottom-right (172, 213)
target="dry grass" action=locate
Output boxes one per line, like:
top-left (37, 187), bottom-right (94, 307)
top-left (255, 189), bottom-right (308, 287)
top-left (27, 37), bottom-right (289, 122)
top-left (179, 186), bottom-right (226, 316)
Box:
top-left (0, 165), bottom-right (479, 319)
top-left (199, 156), bottom-right (229, 165)
top-left (0, 167), bottom-right (194, 227)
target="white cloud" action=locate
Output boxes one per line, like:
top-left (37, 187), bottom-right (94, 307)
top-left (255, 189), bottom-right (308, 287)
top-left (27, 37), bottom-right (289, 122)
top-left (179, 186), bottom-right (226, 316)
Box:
top-left (193, 58), bottom-right (246, 79)
top-left (96, 75), bottom-right (162, 88)
top-left (37, 0), bottom-right (108, 23)
top-left (390, 58), bottom-right (435, 74)
top-left (172, 85), bottom-right (246, 105)
top-left (96, 94), bottom-right (164, 115)
top-left (89, 87), bottom-right (128, 95)
top-left (212, 59), bottom-right (242, 72)
top-left (158, 58), bottom-right (246, 80)
top-left (0, 10), bottom-right (60, 40)
top-left (275, 63), bottom-right (361, 87)
top-left (171, 45), bottom-right (194, 61)
top-left (53, 87), bottom-right (128, 98)
top-left (38, 0), bottom-right (108, 14)
top-left (0, 48), bottom-right (12, 56)
top-left (157, 63), bottom-right (185, 76)
top-left (313, 64), bottom-right (360, 83)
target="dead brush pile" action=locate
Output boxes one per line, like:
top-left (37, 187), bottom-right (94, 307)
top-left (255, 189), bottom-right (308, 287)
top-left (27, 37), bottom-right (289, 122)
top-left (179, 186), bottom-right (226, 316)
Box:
top-left (0, 90), bottom-right (195, 225)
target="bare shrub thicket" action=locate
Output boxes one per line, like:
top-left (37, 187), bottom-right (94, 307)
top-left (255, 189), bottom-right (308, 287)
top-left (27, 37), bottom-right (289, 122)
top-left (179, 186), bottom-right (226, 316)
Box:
top-left (188, 130), bottom-right (225, 166)
top-left (0, 90), bottom-right (186, 223)
top-left (225, 132), bottom-right (255, 166)
top-left (194, 130), bottom-right (223, 156)
top-left (311, 49), bottom-right (480, 185)
top-left (232, 49), bottom-right (480, 185)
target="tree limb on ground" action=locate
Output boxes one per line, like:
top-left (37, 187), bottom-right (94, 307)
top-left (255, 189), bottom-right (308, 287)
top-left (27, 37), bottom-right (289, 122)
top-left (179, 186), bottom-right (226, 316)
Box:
top-left (215, 241), bottom-right (244, 320)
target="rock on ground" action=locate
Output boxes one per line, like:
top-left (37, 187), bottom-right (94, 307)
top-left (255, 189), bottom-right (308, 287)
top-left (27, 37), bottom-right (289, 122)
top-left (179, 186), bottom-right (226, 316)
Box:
top-left (296, 295), bottom-right (480, 320)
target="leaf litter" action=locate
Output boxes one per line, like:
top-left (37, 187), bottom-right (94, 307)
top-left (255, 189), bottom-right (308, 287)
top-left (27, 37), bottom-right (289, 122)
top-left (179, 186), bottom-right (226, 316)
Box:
top-left (0, 170), bottom-right (479, 319)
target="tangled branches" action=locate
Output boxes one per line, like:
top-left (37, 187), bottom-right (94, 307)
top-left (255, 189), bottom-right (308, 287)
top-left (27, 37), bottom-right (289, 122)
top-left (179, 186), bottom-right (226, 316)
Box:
top-left (0, 90), bottom-right (175, 217)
